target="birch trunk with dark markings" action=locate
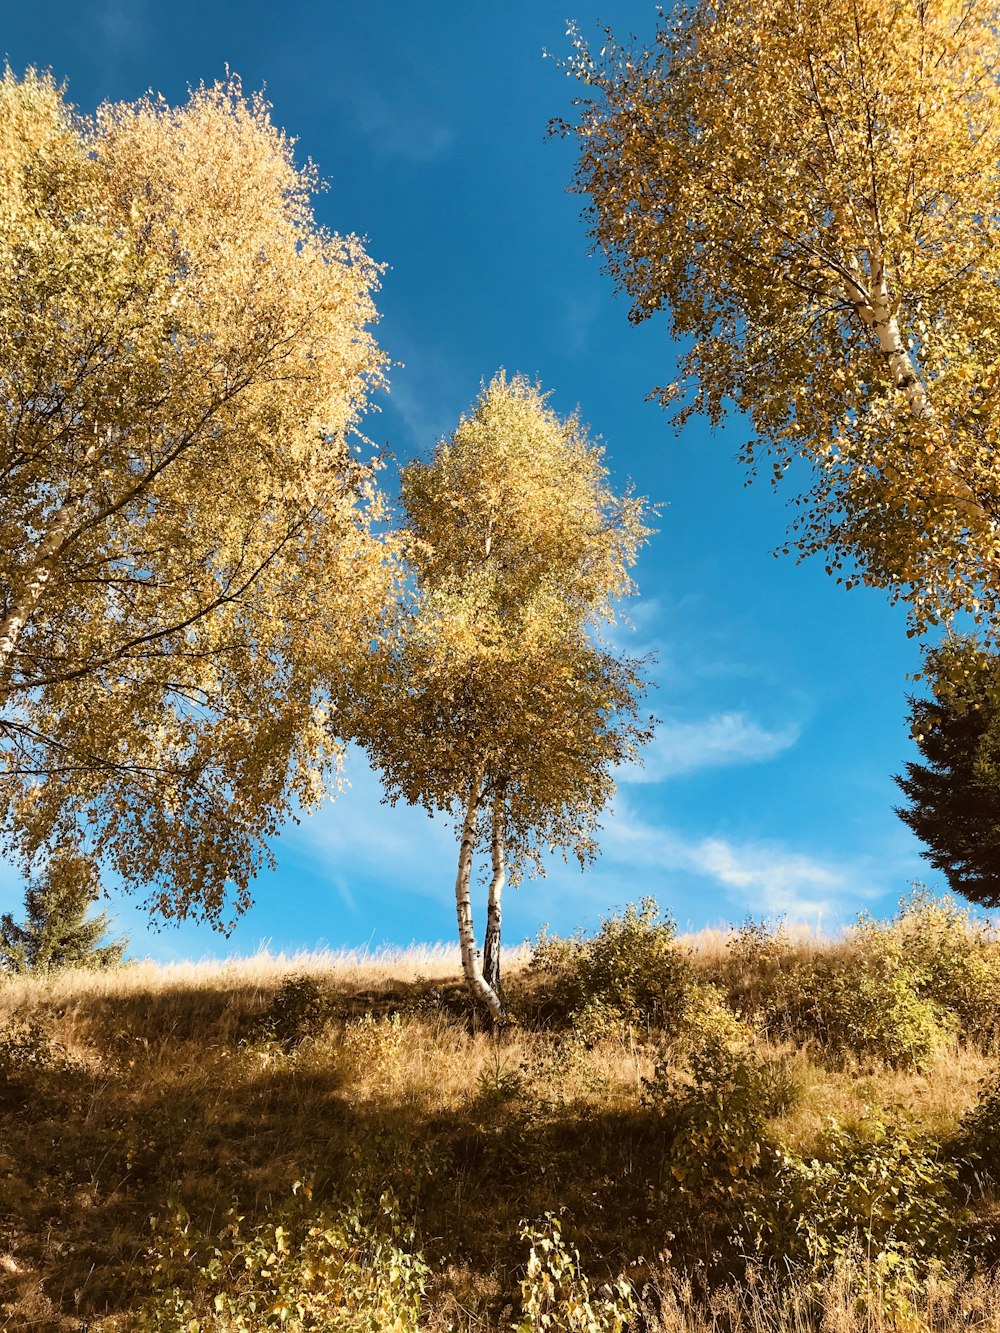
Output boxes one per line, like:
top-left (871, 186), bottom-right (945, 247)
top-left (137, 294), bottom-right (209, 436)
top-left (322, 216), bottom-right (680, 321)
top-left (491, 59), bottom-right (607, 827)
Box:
top-left (454, 771), bottom-right (503, 1020)
top-left (0, 445), bottom-right (97, 689)
top-left (482, 791), bottom-right (506, 994)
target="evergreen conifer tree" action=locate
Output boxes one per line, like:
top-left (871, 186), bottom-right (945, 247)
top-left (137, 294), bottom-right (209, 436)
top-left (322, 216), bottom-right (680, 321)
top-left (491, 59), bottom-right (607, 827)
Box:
top-left (0, 848), bottom-right (127, 973)
top-left (895, 641), bottom-right (1000, 908)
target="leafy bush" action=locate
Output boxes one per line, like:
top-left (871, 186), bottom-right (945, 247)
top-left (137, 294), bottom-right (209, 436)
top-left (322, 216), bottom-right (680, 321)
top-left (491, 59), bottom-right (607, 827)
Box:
top-left (751, 1118), bottom-right (966, 1287)
top-left (253, 974), bottom-right (331, 1047)
top-left (720, 895), bottom-right (980, 1067)
top-left (643, 987), bottom-right (794, 1209)
top-left (0, 1016), bottom-right (85, 1102)
top-left (804, 951), bottom-right (954, 1070)
top-left (530, 897), bottom-right (693, 1033)
top-left (957, 1071), bottom-right (1000, 1186)
top-left (0, 1017), bottom-right (60, 1074)
top-left (136, 1183), bottom-right (429, 1332)
top-left (339, 1011), bottom-right (406, 1081)
top-left (879, 889), bottom-right (1000, 1049)
top-left (514, 1214), bottom-right (635, 1333)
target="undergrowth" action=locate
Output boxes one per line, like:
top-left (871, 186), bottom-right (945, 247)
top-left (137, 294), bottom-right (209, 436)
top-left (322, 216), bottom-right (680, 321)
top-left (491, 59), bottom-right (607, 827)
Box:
top-left (1, 889), bottom-right (999, 1331)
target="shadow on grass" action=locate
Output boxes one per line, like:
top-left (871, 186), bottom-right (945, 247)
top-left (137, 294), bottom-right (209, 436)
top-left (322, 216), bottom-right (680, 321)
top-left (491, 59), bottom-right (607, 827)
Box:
top-left (1, 1008), bottom-right (695, 1328)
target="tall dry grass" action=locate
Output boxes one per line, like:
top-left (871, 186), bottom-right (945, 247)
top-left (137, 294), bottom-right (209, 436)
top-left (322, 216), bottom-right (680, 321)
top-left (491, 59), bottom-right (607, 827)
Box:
top-left (2, 899), bottom-right (1000, 1330)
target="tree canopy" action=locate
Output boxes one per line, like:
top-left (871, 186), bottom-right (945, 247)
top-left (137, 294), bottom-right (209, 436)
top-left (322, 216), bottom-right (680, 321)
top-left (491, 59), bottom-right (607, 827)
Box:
top-left (561, 0), bottom-right (1000, 638)
top-left (352, 373), bottom-right (652, 1016)
top-left (895, 640), bottom-right (1000, 907)
top-left (0, 71), bottom-right (392, 926)
top-left (0, 846), bottom-right (127, 973)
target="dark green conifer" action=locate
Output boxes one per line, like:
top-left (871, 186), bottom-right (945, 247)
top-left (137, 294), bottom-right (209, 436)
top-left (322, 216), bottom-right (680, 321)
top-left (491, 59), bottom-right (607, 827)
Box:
top-left (0, 848), bottom-right (128, 973)
top-left (895, 640), bottom-right (1000, 907)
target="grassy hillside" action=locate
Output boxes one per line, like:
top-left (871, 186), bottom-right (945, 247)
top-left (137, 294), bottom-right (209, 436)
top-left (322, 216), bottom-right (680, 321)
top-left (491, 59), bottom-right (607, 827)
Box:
top-left (3, 894), bottom-right (1000, 1331)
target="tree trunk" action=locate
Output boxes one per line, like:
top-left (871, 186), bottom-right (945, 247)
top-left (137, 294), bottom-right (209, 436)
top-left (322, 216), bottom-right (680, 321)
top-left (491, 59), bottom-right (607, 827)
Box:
top-left (844, 259), bottom-right (931, 420)
top-left (0, 444), bottom-right (98, 687)
top-left (843, 256), bottom-right (982, 522)
top-left (483, 793), bottom-right (506, 994)
top-left (454, 772), bottom-right (504, 1021)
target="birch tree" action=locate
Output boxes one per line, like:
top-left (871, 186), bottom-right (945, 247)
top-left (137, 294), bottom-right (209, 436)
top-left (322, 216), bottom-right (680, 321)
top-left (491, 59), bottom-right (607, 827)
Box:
top-left (561, 0), bottom-right (1000, 637)
top-left (353, 373), bottom-right (652, 1019)
top-left (0, 71), bottom-right (391, 925)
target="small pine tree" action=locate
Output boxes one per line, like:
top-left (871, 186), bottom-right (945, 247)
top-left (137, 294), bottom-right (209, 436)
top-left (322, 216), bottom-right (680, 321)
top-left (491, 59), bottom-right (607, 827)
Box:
top-left (0, 849), bottom-right (128, 974)
top-left (895, 640), bottom-right (1000, 907)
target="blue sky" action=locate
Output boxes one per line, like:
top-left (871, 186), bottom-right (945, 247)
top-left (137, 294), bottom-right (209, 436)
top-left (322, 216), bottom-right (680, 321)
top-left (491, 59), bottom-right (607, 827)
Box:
top-left (0, 0), bottom-right (932, 958)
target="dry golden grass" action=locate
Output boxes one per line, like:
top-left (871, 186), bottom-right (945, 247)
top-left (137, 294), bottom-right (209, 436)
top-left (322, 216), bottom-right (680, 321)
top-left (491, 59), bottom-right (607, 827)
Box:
top-left (0, 941), bottom-right (531, 1006)
top-left (2, 916), bottom-right (999, 1331)
top-left (643, 1263), bottom-right (1000, 1332)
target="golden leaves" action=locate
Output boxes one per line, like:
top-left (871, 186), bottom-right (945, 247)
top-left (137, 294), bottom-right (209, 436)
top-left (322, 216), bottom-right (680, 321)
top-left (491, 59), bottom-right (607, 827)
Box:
top-left (353, 373), bottom-right (652, 881)
top-left (564, 0), bottom-right (1000, 639)
top-left (0, 70), bottom-right (391, 925)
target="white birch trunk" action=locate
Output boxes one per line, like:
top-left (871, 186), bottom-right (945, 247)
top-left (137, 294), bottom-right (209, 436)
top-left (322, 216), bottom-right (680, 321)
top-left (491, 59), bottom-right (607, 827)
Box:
top-left (483, 795), bottom-right (506, 994)
top-left (0, 497), bottom-right (84, 681)
top-left (0, 445), bottom-right (98, 683)
top-left (844, 261), bottom-right (931, 419)
top-left (454, 773), bottom-right (504, 1021)
top-left (843, 256), bottom-right (980, 519)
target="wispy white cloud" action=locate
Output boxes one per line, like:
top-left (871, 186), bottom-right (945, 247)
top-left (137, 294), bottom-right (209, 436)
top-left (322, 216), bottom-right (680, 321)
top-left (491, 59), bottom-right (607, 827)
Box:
top-left (346, 87), bottom-right (455, 165)
top-left (623, 711), bottom-right (799, 783)
top-left (98, 0), bottom-right (139, 48)
top-left (691, 837), bottom-right (843, 920)
top-left (597, 797), bottom-right (875, 925)
top-left (292, 757), bottom-right (882, 933)
top-left (95, 0), bottom-right (148, 86)
top-left (559, 291), bottom-right (601, 358)
top-left (296, 750), bottom-right (457, 905)
top-left (383, 378), bottom-right (456, 455)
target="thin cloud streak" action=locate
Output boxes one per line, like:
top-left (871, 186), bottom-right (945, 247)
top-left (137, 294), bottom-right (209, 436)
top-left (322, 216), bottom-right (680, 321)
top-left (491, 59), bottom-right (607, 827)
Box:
top-left (598, 795), bottom-right (877, 924)
top-left (622, 711), bottom-right (799, 782)
top-left (293, 756), bottom-right (883, 931)
top-left (345, 86), bottom-right (455, 165)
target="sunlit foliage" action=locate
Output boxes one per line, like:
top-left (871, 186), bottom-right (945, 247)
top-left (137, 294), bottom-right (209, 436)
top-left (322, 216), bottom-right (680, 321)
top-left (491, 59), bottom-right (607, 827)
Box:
top-left (562, 0), bottom-right (1000, 637)
top-left (0, 71), bottom-right (391, 925)
top-left (351, 373), bottom-right (652, 1016)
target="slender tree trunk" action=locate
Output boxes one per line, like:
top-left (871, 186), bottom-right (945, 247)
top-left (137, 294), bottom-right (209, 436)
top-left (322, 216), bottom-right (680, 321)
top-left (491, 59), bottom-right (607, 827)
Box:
top-left (843, 255), bottom-right (981, 521)
top-left (0, 502), bottom-right (81, 679)
top-left (454, 772), bottom-right (504, 1021)
top-left (0, 445), bottom-right (97, 687)
top-left (844, 260), bottom-right (931, 420)
top-left (483, 793), bottom-right (506, 994)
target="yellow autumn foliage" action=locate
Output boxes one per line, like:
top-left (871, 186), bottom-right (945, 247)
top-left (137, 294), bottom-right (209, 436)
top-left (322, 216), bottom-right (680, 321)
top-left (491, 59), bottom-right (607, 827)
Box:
top-left (0, 70), bottom-right (391, 924)
top-left (563, 0), bottom-right (1000, 635)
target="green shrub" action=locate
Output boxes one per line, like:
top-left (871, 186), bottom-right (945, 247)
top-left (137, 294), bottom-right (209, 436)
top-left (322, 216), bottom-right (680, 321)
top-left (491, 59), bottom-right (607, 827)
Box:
top-left (136, 1182), bottom-right (429, 1332)
top-left (879, 888), bottom-right (1000, 1048)
top-left (530, 897), bottom-right (693, 1033)
top-left (253, 974), bottom-right (331, 1047)
top-left (803, 951), bottom-right (954, 1070)
top-left (514, 1214), bottom-right (635, 1333)
top-left (643, 988), bottom-right (794, 1209)
top-left (751, 1117), bottom-right (965, 1287)
top-left (721, 896), bottom-right (976, 1067)
top-left (957, 1071), bottom-right (1000, 1186)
